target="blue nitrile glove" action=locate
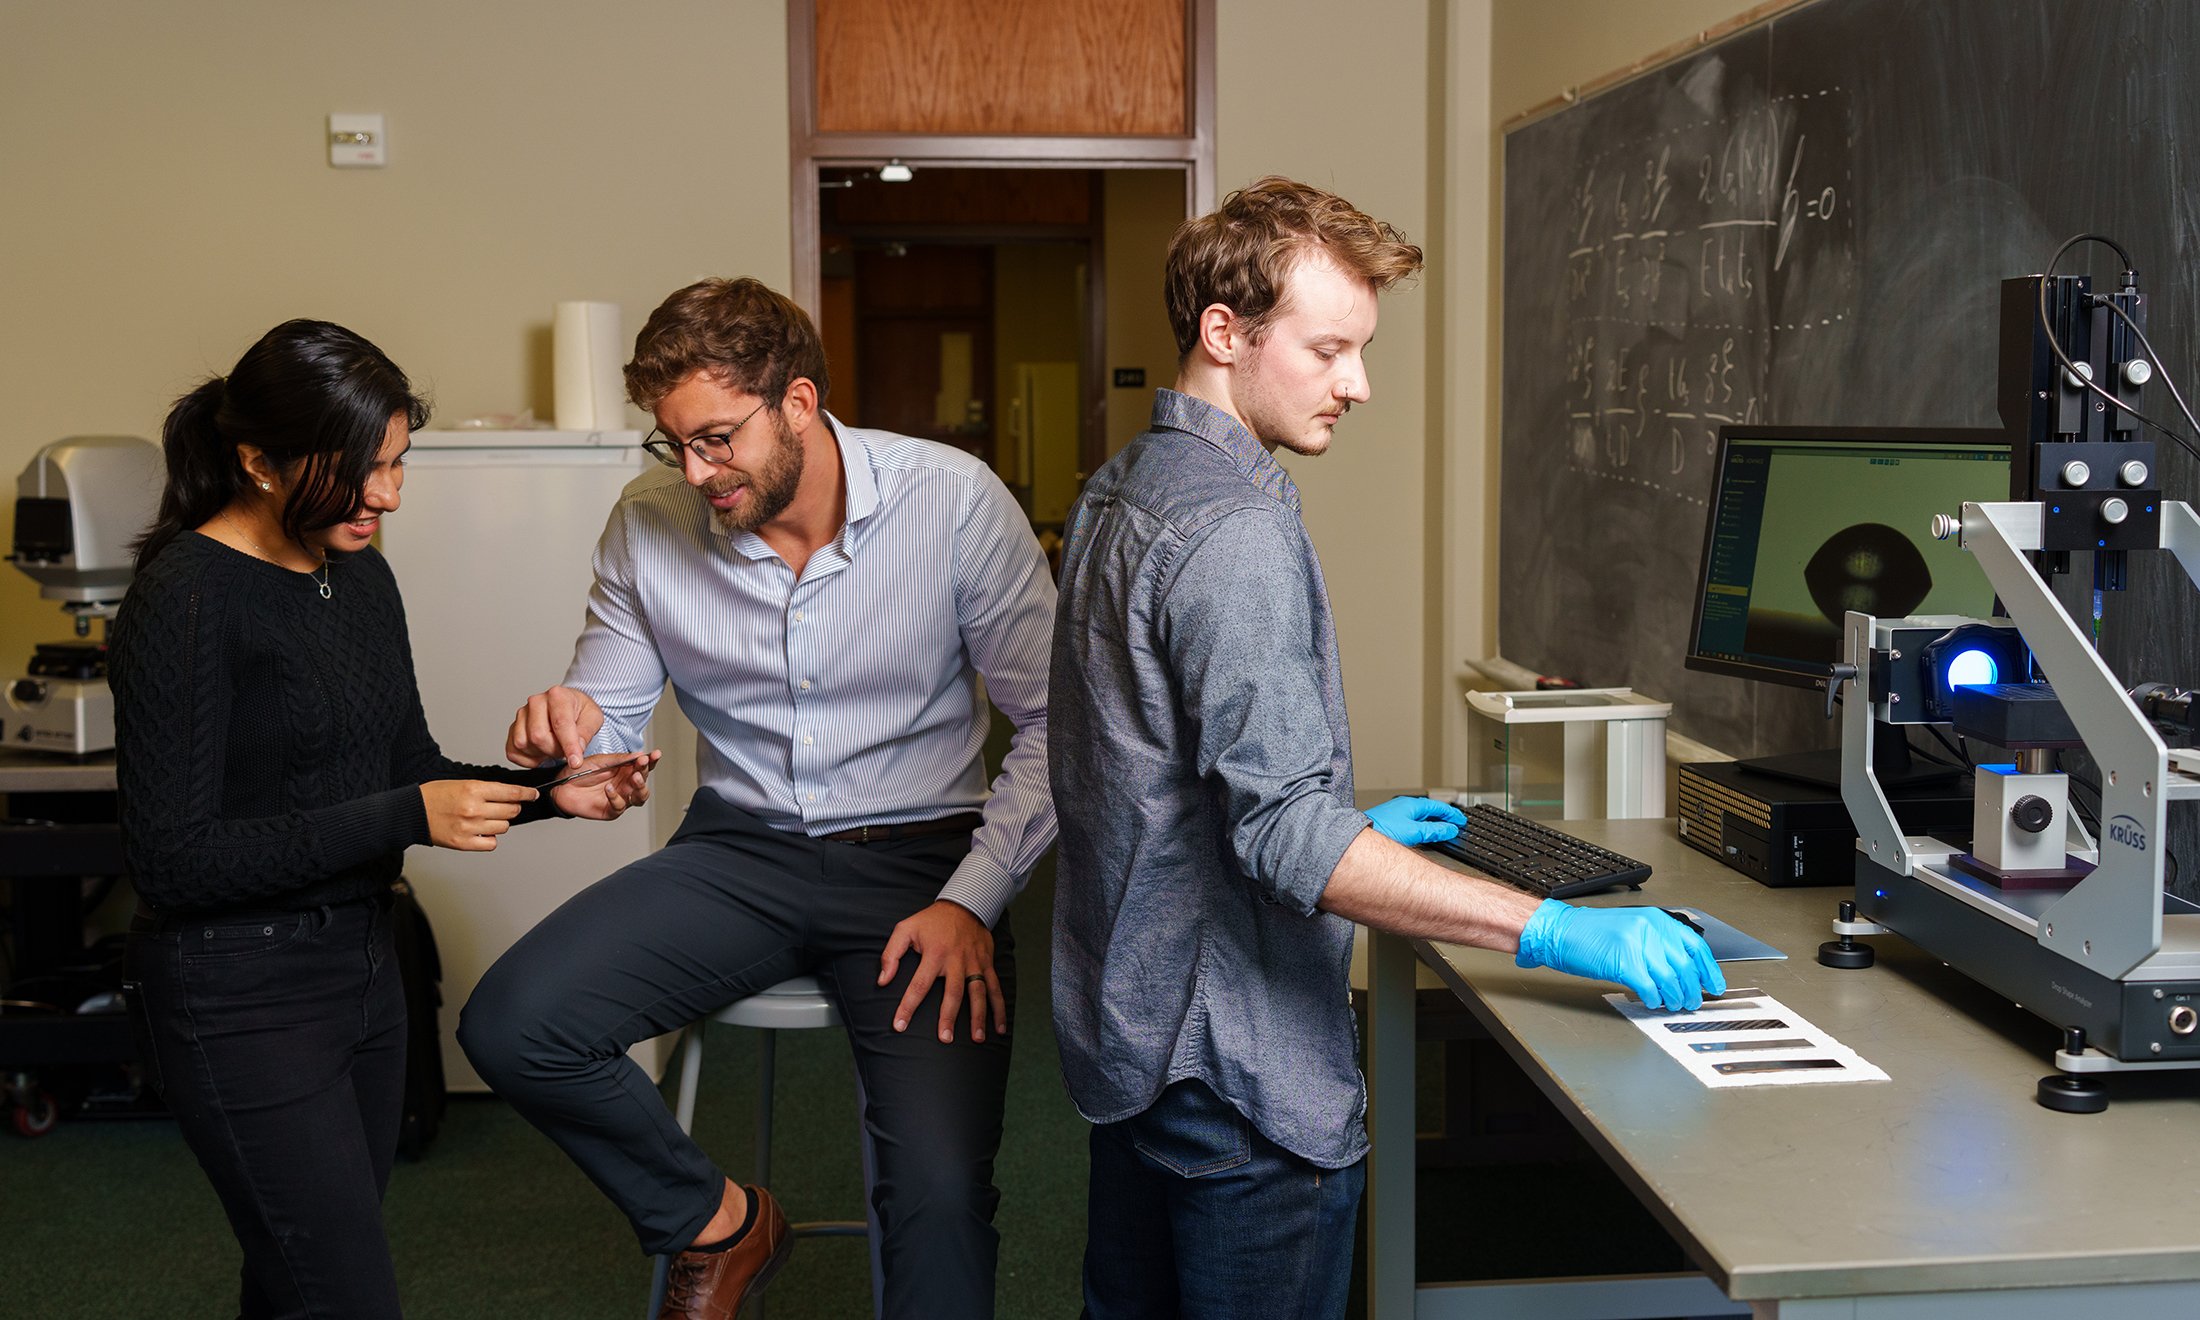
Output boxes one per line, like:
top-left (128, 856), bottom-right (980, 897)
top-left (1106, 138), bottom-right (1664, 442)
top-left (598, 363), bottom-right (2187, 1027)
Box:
top-left (1515, 900), bottom-right (1727, 1010)
top-left (1365, 795), bottom-right (1467, 846)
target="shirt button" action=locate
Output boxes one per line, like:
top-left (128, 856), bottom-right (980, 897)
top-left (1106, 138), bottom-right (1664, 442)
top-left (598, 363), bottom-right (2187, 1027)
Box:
top-left (802, 734), bottom-right (813, 746)
top-left (806, 792), bottom-right (816, 802)
top-left (799, 679), bottom-right (811, 690)
top-left (793, 611), bottom-right (805, 623)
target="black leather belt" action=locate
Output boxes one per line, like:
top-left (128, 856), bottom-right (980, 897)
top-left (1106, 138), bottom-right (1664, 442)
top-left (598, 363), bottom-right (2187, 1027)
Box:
top-left (820, 812), bottom-right (983, 844)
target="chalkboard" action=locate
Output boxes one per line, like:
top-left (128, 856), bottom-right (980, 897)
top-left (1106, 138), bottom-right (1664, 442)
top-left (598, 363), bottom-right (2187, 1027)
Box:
top-left (1500, 0), bottom-right (2200, 767)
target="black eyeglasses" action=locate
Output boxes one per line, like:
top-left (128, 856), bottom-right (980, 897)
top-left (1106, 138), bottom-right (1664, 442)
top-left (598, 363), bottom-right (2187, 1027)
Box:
top-left (641, 399), bottom-right (770, 468)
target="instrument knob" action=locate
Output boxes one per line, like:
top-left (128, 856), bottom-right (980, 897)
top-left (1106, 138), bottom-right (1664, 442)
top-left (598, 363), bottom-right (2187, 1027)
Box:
top-left (2120, 459), bottom-right (2151, 487)
top-left (2101, 497), bottom-right (2130, 525)
top-left (2124, 358), bottom-right (2154, 387)
top-left (2011, 795), bottom-right (2054, 834)
top-left (2060, 459), bottom-right (2092, 488)
top-left (1930, 513), bottom-right (1960, 541)
top-left (2064, 361), bottom-right (2094, 390)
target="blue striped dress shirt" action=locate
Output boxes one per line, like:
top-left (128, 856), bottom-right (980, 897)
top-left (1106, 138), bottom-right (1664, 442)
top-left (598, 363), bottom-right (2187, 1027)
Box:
top-left (565, 414), bottom-right (1057, 926)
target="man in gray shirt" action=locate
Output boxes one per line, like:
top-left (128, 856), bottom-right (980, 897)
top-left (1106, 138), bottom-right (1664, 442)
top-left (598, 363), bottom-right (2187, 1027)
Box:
top-left (1050, 177), bottom-right (1724, 1318)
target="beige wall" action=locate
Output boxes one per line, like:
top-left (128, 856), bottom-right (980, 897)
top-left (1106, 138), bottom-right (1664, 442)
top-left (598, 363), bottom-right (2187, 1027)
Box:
top-left (1489, 0), bottom-right (1767, 121)
top-left (0, 0), bottom-right (790, 653)
top-left (1217, 0), bottom-right (1435, 790)
top-left (1, 0), bottom-right (1776, 794)
top-left (1101, 169), bottom-right (1186, 457)
top-left (1432, 2), bottom-right (1495, 786)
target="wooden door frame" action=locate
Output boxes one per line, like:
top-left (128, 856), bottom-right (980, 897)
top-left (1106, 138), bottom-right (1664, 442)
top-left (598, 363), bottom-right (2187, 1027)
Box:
top-left (788, 0), bottom-right (1215, 484)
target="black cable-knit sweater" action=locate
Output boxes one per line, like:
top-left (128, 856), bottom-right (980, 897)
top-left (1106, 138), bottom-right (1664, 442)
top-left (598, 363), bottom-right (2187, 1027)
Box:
top-left (110, 532), bottom-right (556, 915)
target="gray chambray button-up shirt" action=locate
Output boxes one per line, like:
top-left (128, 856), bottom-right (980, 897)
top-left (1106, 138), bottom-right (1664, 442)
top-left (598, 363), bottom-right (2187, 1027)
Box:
top-left (1050, 388), bottom-right (1374, 1168)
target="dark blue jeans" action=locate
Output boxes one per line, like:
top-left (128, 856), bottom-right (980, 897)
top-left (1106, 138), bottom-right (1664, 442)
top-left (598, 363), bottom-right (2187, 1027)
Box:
top-left (1083, 1078), bottom-right (1365, 1319)
top-left (125, 892), bottom-right (407, 1320)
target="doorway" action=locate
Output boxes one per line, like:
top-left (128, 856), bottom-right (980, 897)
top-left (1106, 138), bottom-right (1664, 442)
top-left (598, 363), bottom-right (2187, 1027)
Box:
top-left (812, 165), bottom-right (1186, 548)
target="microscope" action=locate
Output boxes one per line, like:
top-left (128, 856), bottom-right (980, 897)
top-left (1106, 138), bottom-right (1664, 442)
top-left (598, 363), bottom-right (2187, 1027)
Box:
top-left (3, 436), bottom-right (162, 756)
top-left (1824, 240), bottom-right (2200, 1112)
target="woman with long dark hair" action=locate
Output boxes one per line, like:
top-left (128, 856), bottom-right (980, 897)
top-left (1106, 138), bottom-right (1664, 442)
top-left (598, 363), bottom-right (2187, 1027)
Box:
top-left (110, 318), bottom-right (657, 1318)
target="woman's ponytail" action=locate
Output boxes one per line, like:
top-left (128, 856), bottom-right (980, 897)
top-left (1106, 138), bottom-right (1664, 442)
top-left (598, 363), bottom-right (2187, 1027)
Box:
top-left (134, 376), bottom-right (240, 570)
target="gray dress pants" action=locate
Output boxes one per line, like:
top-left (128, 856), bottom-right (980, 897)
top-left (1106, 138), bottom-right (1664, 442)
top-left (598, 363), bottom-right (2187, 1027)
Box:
top-left (459, 789), bottom-right (1014, 1319)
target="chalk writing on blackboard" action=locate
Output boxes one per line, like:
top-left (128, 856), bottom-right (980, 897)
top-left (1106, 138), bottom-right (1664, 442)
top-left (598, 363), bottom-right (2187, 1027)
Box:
top-left (1553, 88), bottom-right (1855, 507)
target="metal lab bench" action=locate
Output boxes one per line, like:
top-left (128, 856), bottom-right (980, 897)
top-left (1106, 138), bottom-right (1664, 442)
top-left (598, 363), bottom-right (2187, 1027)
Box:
top-left (1364, 817), bottom-right (2200, 1318)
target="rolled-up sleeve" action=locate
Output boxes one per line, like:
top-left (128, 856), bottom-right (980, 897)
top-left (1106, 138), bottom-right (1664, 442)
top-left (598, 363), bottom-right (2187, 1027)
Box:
top-left (1156, 507), bottom-right (1368, 914)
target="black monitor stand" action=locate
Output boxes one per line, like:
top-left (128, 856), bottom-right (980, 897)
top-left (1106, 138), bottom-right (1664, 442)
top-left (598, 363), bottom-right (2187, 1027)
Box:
top-left (1737, 734), bottom-right (1963, 794)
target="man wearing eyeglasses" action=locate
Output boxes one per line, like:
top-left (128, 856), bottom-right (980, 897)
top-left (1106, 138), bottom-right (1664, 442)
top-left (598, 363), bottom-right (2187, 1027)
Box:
top-left (459, 277), bottom-right (1055, 1320)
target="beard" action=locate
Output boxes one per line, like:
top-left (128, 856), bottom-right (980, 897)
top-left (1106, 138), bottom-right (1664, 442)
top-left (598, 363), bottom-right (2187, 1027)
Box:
top-left (703, 411), bottom-right (806, 534)
top-left (1237, 345), bottom-right (1345, 457)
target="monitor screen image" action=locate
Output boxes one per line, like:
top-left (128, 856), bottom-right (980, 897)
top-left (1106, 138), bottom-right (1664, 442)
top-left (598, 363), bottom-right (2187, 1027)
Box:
top-left (1686, 427), bottom-right (2012, 691)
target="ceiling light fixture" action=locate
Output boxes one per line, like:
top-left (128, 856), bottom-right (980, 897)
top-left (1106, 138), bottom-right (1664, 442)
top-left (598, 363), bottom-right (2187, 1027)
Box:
top-left (878, 159), bottom-right (915, 183)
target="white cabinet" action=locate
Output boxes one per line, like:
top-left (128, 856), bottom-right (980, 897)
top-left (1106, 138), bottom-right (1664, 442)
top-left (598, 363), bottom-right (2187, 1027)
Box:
top-left (379, 430), bottom-right (685, 1089)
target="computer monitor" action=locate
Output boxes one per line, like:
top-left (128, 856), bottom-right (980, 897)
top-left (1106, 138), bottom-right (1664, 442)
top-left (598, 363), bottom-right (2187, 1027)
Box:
top-left (1686, 425), bottom-right (2012, 784)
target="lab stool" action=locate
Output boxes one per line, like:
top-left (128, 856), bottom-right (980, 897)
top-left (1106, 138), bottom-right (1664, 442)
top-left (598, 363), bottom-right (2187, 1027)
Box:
top-left (646, 976), bottom-right (883, 1319)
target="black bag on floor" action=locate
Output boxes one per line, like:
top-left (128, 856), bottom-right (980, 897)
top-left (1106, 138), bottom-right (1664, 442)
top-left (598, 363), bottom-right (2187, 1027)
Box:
top-left (389, 878), bottom-right (448, 1159)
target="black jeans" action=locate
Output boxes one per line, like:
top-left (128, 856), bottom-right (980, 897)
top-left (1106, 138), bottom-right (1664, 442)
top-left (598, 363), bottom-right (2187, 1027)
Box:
top-left (126, 892), bottom-right (407, 1320)
top-left (459, 791), bottom-right (1015, 1320)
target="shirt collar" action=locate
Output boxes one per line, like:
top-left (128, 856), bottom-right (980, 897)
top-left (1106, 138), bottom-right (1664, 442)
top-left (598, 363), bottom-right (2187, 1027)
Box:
top-left (829, 411), bottom-right (880, 527)
top-left (1148, 388), bottom-right (1301, 512)
top-left (724, 409), bottom-right (877, 562)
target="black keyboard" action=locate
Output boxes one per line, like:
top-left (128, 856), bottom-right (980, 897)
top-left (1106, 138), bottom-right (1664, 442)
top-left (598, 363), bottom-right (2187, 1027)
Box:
top-left (1429, 804), bottom-right (1651, 899)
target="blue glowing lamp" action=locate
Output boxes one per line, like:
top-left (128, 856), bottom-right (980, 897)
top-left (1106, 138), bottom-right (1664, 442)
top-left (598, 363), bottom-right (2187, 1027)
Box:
top-left (1945, 648), bottom-right (1999, 688)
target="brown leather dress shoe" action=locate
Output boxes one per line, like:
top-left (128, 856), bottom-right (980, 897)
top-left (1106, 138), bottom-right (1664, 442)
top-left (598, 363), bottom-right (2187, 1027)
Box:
top-left (658, 1185), bottom-right (792, 1319)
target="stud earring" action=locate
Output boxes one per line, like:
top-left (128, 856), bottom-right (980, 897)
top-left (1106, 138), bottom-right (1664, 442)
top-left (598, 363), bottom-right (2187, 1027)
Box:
top-left (259, 482), bottom-right (271, 491)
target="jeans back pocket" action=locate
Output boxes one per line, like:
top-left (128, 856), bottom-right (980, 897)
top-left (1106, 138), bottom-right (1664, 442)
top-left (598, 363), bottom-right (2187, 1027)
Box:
top-left (1129, 1080), bottom-right (1253, 1179)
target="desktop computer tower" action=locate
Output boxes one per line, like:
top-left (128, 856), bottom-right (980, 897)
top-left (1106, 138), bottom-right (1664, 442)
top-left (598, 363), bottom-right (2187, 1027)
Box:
top-left (1677, 760), bottom-right (1972, 886)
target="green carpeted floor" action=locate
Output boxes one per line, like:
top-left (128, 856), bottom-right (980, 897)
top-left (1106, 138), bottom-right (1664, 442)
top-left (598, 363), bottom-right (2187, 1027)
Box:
top-left (0, 924), bottom-right (1687, 1320)
top-left (0, 861), bottom-right (1685, 1318)
top-left (1, 856), bottom-right (1091, 1319)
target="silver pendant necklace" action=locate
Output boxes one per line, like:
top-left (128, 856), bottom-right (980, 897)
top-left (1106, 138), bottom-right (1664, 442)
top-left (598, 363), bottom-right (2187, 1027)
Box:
top-left (220, 512), bottom-right (332, 599)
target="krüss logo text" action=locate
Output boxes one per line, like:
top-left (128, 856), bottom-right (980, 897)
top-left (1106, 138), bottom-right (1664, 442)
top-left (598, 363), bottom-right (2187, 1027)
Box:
top-left (2109, 815), bottom-right (2149, 852)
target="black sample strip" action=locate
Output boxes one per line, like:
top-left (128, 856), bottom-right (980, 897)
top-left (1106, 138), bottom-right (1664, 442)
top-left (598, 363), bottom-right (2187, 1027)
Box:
top-left (1712, 1058), bottom-right (1845, 1075)
top-left (1689, 1037), bottom-right (1812, 1054)
top-left (1665, 1018), bottom-right (1788, 1033)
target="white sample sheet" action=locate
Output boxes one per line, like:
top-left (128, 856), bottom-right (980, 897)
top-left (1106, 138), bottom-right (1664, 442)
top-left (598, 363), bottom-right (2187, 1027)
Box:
top-left (1607, 990), bottom-right (1889, 1088)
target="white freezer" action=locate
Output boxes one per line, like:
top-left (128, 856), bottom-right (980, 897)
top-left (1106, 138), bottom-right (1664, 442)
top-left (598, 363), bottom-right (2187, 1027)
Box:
top-left (379, 429), bottom-right (692, 1090)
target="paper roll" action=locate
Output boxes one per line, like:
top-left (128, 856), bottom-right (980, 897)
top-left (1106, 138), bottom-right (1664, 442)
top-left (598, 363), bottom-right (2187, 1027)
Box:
top-left (553, 300), bottom-right (627, 432)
